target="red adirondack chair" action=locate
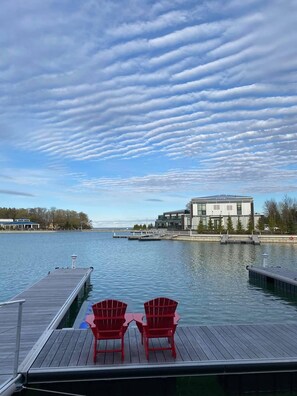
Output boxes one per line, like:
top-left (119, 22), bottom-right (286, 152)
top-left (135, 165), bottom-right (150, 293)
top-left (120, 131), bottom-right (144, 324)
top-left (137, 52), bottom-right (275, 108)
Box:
top-left (90, 299), bottom-right (127, 362)
top-left (135, 297), bottom-right (178, 360)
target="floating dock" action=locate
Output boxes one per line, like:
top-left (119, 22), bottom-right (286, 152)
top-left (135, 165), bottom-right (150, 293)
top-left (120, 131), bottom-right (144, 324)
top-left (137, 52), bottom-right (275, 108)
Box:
top-left (221, 234), bottom-right (260, 245)
top-left (0, 267), bottom-right (92, 396)
top-left (26, 322), bottom-right (297, 394)
top-left (247, 265), bottom-right (297, 294)
top-left (3, 266), bottom-right (297, 394)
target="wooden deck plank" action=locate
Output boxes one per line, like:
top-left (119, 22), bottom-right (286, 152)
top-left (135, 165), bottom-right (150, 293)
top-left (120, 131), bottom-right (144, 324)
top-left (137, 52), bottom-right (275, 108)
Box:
top-left (26, 322), bottom-right (297, 385)
top-left (231, 324), bottom-right (274, 359)
top-left (0, 268), bottom-right (92, 391)
top-left (177, 326), bottom-right (208, 361)
top-left (214, 325), bottom-right (258, 360)
top-left (205, 326), bottom-right (243, 360)
top-left (68, 329), bottom-right (88, 366)
top-left (249, 324), bottom-right (295, 357)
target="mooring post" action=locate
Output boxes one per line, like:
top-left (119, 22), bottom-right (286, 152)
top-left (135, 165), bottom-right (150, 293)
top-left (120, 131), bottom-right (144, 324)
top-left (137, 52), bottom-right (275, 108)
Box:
top-left (71, 254), bottom-right (77, 268)
top-left (262, 253), bottom-right (268, 267)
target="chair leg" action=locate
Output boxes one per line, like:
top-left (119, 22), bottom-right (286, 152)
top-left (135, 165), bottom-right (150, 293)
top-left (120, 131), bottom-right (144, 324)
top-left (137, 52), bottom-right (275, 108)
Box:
top-left (144, 335), bottom-right (149, 360)
top-left (93, 339), bottom-right (97, 363)
top-left (121, 336), bottom-right (125, 361)
top-left (171, 336), bottom-right (176, 358)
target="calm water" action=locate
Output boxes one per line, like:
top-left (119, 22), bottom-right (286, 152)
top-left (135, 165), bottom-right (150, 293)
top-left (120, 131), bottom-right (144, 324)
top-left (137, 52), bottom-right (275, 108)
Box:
top-left (1, 231), bottom-right (297, 325)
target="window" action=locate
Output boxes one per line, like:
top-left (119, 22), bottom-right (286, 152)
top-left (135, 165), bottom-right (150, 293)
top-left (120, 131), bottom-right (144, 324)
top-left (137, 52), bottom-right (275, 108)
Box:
top-left (197, 204), bottom-right (206, 215)
top-left (237, 203), bottom-right (242, 215)
top-left (214, 205), bottom-right (220, 210)
top-left (227, 205), bottom-right (233, 211)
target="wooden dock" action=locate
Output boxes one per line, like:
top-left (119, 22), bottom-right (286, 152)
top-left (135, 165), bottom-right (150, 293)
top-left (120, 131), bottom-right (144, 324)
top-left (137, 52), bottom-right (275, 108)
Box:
top-left (247, 265), bottom-right (297, 294)
top-left (221, 234), bottom-right (260, 245)
top-left (3, 265), bottom-right (297, 394)
top-left (0, 267), bottom-right (92, 395)
top-left (26, 322), bottom-right (297, 386)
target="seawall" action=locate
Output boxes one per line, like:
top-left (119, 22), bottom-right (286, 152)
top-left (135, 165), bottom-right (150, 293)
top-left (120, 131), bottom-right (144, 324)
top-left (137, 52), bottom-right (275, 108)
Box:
top-left (171, 234), bottom-right (297, 244)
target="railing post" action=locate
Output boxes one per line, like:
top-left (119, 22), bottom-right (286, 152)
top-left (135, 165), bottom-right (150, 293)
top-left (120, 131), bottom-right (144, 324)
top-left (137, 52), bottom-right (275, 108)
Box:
top-left (13, 300), bottom-right (24, 377)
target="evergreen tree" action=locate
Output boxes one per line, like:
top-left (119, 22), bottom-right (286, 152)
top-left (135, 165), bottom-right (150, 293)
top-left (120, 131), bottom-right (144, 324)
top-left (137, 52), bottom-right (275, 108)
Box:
top-left (227, 215), bottom-right (234, 233)
top-left (218, 217), bottom-right (224, 233)
top-left (247, 214), bottom-right (254, 234)
top-left (236, 218), bottom-right (243, 234)
top-left (207, 218), bottom-right (213, 232)
top-left (256, 216), bottom-right (265, 231)
top-left (197, 219), bottom-right (205, 234)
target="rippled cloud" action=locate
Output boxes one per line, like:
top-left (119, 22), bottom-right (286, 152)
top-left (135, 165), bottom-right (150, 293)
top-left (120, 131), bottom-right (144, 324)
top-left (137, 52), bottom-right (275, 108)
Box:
top-left (1, 0), bottom-right (297, 221)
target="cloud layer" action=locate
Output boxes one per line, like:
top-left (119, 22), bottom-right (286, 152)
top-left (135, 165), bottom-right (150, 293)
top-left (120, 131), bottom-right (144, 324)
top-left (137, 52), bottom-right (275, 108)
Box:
top-left (1, 0), bottom-right (297, 220)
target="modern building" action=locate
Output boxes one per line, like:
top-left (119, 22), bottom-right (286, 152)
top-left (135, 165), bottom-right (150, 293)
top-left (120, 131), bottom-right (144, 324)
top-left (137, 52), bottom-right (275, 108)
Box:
top-left (155, 210), bottom-right (190, 230)
top-left (0, 218), bottom-right (40, 230)
top-left (190, 195), bottom-right (260, 231)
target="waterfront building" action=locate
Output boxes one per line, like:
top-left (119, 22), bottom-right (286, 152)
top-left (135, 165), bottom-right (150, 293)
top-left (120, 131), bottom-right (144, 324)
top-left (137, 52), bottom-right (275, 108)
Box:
top-left (190, 195), bottom-right (261, 231)
top-left (0, 218), bottom-right (40, 230)
top-left (155, 210), bottom-right (190, 229)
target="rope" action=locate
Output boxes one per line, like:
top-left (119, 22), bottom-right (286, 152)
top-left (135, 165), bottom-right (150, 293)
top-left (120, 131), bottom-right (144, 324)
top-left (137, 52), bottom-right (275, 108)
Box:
top-left (22, 386), bottom-right (86, 396)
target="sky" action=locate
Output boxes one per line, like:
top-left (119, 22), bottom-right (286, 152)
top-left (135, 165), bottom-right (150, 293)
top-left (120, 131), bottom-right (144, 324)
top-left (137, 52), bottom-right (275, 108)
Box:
top-left (1, 0), bottom-right (297, 227)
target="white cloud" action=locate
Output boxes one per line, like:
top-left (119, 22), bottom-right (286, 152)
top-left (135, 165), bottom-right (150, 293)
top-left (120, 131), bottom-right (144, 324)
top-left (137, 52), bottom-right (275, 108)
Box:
top-left (1, 0), bottom-right (297, 218)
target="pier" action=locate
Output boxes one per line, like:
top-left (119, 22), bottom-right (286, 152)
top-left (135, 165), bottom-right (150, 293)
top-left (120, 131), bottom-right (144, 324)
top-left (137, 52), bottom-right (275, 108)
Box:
top-left (26, 322), bottom-right (297, 394)
top-left (220, 234), bottom-right (260, 245)
top-left (3, 266), bottom-right (297, 394)
top-left (247, 265), bottom-right (297, 295)
top-left (0, 267), bottom-right (92, 396)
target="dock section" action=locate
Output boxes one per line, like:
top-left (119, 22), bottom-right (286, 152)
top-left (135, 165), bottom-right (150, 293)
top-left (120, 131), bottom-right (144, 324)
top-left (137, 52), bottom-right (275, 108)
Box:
top-left (26, 322), bottom-right (297, 393)
top-left (0, 267), bottom-right (92, 395)
top-left (221, 234), bottom-right (260, 245)
top-left (247, 265), bottom-right (297, 295)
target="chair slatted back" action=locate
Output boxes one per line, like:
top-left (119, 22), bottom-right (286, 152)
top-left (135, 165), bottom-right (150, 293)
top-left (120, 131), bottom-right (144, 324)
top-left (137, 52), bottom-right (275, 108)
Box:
top-left (92, 299), bottom-right (127, 331)
top-left (144, 297), bottom-right (177, 330)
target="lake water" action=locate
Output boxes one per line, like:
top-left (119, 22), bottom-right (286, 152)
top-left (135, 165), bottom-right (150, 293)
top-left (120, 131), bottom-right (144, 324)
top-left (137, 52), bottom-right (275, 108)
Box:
top-left (1, 231), bottom-right (297, 326)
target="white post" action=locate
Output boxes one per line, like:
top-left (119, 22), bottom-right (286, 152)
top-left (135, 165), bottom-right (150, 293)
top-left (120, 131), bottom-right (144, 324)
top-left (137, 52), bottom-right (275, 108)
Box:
top-left (13, 300), bottom-right (25, 377)
top-left (71, 254), bottom-right (77, 269)
top-left (262, 253), bottom-right (268, 268)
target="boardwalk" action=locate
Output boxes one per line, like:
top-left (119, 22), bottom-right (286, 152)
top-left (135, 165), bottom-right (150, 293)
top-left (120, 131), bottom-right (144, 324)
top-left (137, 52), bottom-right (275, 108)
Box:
top-left (27, 322), bottom-right (297, 384)
top-left (0, 267), bottom-right (92, 394)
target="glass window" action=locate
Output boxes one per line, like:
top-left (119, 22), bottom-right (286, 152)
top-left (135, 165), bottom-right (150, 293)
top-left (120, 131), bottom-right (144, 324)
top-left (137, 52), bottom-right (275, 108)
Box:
top-left (214, 205), bottom-right (220, 210)
top-left (237, 203), bottom-right (242, 215)
top-left (197, 204), bottom-right (206, 215)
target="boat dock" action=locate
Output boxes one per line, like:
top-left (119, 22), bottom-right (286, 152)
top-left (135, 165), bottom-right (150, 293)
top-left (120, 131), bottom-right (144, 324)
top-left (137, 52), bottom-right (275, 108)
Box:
top-left (247, 265), bottom-right (297, 295)
top-left (221, 234), bottom-right (260, 245)
top-left (0, 267), bottom-right (92, 396)
top-left (26, 322), bottom-right (297, 393)
top-left (3, 266), bottom-right (297, 394)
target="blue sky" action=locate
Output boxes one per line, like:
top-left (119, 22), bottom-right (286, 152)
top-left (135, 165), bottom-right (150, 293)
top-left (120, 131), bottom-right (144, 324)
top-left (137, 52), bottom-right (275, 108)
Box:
top-left (1, 0), bottom-right (297, 227)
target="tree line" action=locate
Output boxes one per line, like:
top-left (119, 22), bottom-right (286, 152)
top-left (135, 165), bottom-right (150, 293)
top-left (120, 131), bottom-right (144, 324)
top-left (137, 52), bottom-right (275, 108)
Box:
top-left (197, 215), bottom-right (254, 234)
top-left (260, 196), bottom-right (297, 234)
top-left (133, 224), bottom-right (154, 230)
top-left (0, 207), bottom-right (92, 230)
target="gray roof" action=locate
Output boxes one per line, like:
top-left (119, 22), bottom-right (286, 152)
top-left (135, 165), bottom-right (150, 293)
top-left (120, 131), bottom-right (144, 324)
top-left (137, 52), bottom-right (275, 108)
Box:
top-left (0, 220), bottom-right (39, 225)
top-left (191, 195), bottom-right (253, 202)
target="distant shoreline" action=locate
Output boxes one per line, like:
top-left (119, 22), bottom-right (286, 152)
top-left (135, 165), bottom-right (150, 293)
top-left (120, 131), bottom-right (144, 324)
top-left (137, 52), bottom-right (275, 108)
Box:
top-left (1, 229), bottom-right (296, 244)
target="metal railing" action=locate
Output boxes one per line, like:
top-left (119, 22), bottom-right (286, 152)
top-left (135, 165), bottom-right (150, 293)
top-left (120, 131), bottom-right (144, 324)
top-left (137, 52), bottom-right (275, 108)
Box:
top-left (0, 299), bottom-right (25, 377)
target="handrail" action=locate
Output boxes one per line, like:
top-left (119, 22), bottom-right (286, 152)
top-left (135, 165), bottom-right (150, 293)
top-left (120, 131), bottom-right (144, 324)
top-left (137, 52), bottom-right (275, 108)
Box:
top-left (0, 299), bottom-right (25, 378)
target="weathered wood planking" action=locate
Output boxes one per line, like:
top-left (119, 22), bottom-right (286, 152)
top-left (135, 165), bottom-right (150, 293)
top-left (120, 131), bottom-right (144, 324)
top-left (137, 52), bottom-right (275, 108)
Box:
top-left (27, 322), bottom-right (297, 383)
top-left (0, 268), bottom-right (92, 391)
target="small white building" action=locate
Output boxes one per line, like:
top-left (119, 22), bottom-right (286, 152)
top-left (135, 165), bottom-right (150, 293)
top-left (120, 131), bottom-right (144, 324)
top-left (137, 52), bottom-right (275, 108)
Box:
top-left (0, 218), bottom-right (40, 230)
top-left (190, 195), bottom-right (260, 231)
